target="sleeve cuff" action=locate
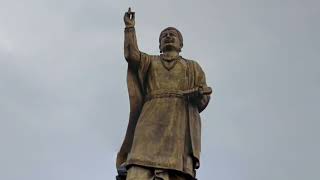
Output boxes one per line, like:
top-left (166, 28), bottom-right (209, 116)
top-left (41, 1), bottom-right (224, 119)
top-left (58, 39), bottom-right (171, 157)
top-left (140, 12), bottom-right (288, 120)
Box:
top-left (125, 27), bottom-right (135, 32)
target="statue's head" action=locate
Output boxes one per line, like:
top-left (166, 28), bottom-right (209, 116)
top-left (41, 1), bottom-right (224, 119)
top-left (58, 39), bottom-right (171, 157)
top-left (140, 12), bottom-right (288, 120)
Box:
top-left (159, 27), bottom-right (183, 53)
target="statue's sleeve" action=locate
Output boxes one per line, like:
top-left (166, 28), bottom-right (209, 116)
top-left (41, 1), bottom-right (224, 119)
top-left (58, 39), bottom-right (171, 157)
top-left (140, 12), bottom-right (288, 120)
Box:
top-left (194, 62), bottom-right (211, 113)
top-left (124, 27), bottom-right (140, 65)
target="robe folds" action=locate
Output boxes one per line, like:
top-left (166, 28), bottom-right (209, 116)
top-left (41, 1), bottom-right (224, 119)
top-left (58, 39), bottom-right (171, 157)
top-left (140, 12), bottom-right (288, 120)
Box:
top-left (116, 53), bottom-right (210, 178)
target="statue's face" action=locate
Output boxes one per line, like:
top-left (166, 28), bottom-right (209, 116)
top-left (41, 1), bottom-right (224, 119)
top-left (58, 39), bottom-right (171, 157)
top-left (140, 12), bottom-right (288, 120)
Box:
top-left (159, 29), bottom-right (181, 52)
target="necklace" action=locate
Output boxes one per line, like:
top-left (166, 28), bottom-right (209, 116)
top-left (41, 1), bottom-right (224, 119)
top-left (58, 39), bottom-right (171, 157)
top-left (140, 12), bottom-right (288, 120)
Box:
top-left (160, 55), bottom-right (181, 71)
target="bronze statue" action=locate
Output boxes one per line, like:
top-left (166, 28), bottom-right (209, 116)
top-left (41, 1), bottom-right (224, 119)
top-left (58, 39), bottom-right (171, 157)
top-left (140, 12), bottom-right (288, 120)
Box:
top-left (116, 8), bottom-right (212, 180)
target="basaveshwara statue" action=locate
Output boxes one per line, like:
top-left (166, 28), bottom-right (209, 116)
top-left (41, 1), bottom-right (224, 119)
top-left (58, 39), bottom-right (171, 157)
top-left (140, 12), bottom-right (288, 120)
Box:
top-left (116, 8), bottom-right (212, 180)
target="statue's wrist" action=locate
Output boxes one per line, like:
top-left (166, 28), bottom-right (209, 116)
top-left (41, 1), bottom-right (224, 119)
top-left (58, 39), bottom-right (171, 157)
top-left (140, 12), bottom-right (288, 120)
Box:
top-left (125, 25), bottom-right (135, 28)
top-left (125, 26), bottom-right (135, 32)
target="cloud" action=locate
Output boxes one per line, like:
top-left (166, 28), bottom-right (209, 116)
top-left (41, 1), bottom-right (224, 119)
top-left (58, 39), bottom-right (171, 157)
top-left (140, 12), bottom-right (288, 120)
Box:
top-left (0, 0), bottom-right (319, 180)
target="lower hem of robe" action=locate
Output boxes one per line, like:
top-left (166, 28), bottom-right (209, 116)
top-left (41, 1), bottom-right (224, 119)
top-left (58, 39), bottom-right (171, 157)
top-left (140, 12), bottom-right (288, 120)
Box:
top-left (125, 159), bottom-right (194, 178)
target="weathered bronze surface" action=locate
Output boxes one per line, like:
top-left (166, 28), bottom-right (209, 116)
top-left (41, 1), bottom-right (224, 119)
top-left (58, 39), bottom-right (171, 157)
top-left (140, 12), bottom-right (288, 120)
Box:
top-left (116, 8), bottom-right (212, 180)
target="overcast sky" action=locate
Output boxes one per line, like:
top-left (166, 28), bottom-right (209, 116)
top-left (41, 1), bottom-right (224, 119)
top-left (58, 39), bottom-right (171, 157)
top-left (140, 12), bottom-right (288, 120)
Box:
top-left (0, 0), bottom-right (319, 179)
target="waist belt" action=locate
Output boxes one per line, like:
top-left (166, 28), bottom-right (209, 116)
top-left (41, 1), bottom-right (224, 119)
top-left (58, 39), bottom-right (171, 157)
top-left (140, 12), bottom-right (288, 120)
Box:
top-left (144, 87), bottom-right (212, 102)
top-left (145, 90), bottom-right (186, 101)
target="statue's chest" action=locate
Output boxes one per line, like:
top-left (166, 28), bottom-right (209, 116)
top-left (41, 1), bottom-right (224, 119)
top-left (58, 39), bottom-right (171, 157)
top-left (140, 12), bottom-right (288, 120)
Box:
top-left (147, 59), bottom-right (188, 90)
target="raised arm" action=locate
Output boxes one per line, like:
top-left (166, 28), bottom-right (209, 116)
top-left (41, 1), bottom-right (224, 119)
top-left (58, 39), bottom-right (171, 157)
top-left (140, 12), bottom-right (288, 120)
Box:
top-left (124, 8), bottom-right (140, 66)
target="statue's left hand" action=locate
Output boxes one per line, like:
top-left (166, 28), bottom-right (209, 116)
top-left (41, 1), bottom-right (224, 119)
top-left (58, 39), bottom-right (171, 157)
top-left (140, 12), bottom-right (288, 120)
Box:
top-left (185, 86), bottom-right (212, 101)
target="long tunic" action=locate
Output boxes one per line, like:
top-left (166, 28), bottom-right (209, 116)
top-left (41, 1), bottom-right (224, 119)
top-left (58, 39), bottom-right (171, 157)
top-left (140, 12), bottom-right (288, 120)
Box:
top-left (126, 53), bottom-right (194, 176)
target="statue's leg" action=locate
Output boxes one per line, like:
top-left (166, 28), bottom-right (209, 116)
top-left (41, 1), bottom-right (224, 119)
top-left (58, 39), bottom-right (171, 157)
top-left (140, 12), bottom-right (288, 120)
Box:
top-left (168, 170), bottom-right (195, 180)
top-left (126, 165), bottom-right (153, 180)
top-left (126, 165), bottom-right (192, 180)
top-left (156, 169), bottom-right (193, 180)
top-left (154, 169), bottom-right (169, 180)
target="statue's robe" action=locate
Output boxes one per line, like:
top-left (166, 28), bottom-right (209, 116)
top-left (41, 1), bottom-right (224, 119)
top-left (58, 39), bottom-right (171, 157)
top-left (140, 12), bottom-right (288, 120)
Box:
top-left (116, 52), bottom-right (210, 178)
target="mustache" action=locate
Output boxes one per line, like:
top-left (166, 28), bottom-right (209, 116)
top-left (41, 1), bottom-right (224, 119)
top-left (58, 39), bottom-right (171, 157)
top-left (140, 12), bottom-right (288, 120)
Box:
top-left (164, 38), bottom-right (174, 43)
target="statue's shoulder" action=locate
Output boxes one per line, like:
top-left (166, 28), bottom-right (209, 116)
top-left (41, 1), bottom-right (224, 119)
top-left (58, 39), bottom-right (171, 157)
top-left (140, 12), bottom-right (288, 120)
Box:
top-left (140, 52), bottom-right (160, 63)
top-left (181, 57), bottom-right (200, 67)
top-left (181, 57), bottom-right (205, 75)
top-left (140, 53), bottom-right (160, 69)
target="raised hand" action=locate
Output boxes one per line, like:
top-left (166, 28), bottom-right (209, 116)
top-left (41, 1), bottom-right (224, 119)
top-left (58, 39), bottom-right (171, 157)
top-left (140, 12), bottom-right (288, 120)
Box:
top-left (124, 7), bottom-right (135, 28)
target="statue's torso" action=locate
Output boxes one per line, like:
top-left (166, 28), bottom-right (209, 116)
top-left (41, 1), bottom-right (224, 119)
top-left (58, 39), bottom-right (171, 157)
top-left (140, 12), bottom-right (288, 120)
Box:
top-left (146, 57), bottom-right (188, 92)
top-left (126, 56), bottom-right (194, 177)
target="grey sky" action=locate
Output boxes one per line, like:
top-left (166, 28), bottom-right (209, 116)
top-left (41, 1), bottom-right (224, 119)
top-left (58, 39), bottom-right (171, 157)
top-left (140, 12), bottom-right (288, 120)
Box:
top-left (0, 0), bottom-right (319, 179)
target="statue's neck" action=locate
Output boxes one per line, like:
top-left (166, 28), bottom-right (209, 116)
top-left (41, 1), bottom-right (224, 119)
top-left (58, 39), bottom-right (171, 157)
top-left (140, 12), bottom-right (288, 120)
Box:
top-left (161, 51), bottom-right (180, 61)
